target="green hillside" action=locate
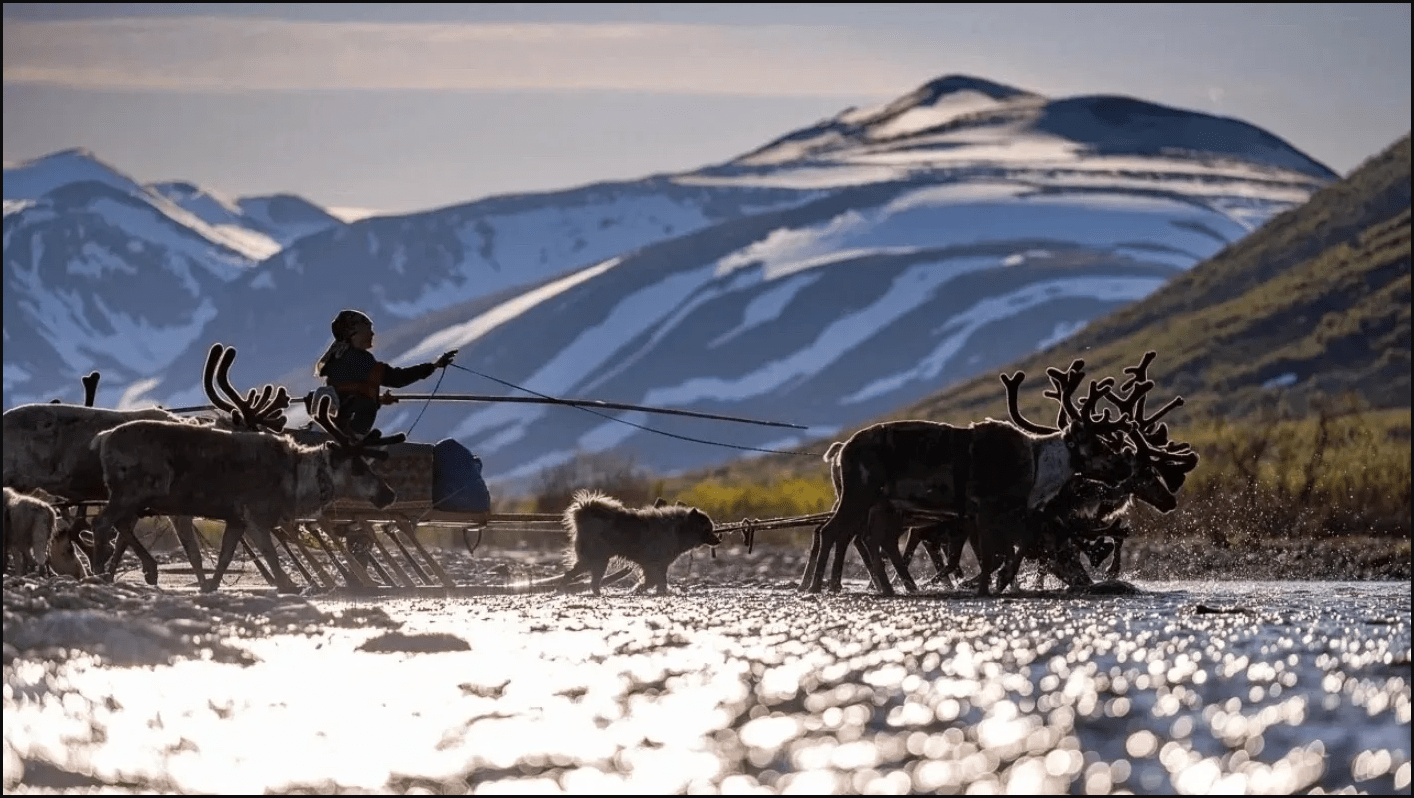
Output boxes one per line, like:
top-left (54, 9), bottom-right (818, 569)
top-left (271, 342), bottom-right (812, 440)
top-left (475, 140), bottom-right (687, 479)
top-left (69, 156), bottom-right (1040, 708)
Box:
top-left (906, 132), bottom-right (1411, 428)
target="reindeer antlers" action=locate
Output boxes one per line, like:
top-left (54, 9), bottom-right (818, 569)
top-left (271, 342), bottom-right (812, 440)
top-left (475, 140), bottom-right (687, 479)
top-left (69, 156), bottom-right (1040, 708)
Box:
top-left (1005, 360), bottom-right (1129, 435)
top-left (1000, 371), bottom-right (1059, 434)
top-left (201, 343), bottom-right (292, 432)
top-left (308, 394), bottom-right (405, 460)
top-left (82, 372), bottom-right (100, 407)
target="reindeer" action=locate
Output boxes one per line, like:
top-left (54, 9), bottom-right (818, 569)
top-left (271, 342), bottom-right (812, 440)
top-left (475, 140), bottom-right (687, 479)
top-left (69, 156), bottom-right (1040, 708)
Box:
top-left (97, 342), bottom-right (304, 588)
top-left (1020, 351), bottom-right (1200, 583)
top-left (3, 393), bottom-right (214, 584)
top-left (1, 353), bottom-right (285, 587)
top-left (90, 393), bottom-right (398, 593)
top-left (800, 365), bottom-right (1135, 596)
top-left (900, 352), bottom-right (1200, 590)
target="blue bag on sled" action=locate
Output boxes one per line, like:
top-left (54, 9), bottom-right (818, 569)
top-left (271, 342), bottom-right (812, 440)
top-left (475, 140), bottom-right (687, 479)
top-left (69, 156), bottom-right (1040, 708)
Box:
top-left (432, 438), bottom-right (491, 513)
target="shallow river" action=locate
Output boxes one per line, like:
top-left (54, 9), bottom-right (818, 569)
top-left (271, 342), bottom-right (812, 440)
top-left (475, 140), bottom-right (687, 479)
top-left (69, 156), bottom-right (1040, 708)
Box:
top-left (3, 565), bottom-right (1409, 795)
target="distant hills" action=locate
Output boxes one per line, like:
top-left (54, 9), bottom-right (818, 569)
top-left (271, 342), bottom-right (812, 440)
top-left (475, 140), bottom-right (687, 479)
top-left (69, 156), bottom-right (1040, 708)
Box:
top-left (4, 75), bottom-right (1350, 494)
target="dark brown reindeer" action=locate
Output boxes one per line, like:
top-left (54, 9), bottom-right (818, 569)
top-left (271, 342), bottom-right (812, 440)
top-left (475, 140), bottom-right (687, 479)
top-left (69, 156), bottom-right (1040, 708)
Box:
top-left (800, 364), bottom-right (1135, 596)
top-left (1032, 351), bottom-right (1200, 581)
top-left (903, 352), bottom-right (1200, 590)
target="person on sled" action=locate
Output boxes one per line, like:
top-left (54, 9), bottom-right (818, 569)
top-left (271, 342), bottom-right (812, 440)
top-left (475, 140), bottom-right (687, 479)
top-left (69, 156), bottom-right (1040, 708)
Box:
top-left (313, 309), bottom-right (458, 438)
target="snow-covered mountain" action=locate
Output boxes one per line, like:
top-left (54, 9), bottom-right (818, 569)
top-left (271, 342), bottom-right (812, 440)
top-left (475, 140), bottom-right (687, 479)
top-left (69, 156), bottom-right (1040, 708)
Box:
top-left (3, 75), bottom-right (1337, 493)
top-left (147, 181), bottom-right (344, 248)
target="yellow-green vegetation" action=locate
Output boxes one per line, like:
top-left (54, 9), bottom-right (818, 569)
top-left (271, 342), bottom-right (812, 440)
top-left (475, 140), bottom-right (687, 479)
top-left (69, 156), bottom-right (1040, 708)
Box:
top-left (1146, 401), bottom-right (1410, 545)
top-left (674, 476), bottom-right (835, 521)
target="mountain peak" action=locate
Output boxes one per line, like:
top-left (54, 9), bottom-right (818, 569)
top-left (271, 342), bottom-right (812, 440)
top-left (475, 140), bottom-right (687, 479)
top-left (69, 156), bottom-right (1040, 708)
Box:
top-left (31, 146), bottom-right (103, 166)
top-left (911, 74), bottom-right (1039, 104)
top-left (2, 147), bottom-right (145, 201)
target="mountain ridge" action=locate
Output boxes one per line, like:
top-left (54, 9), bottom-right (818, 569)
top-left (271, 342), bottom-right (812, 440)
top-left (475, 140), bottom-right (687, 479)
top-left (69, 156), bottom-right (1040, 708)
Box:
top-left (3, 74), bottom-right (1345, 494)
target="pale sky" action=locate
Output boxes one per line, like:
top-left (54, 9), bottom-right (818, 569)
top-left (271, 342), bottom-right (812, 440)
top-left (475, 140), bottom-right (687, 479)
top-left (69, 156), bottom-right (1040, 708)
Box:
top-left (3, 3), bottom-right (1409, 217)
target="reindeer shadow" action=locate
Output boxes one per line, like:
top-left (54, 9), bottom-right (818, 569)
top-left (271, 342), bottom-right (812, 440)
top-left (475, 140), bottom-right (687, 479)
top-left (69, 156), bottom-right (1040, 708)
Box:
top-left (871, 578), bottom-right (1149, 600)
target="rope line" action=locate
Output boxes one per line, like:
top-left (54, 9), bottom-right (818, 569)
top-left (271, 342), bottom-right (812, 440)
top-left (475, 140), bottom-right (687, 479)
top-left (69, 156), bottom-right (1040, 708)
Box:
top-left (445, 363), bottom-right (822, 458)
top-left (402, 362), bottom-right (446, 439)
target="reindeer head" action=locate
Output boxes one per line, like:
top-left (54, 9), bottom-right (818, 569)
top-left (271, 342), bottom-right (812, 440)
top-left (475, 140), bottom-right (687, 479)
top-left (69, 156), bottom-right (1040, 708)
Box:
top-left (309, 394), bottom-right (400, 509)
top-left (1101, 351), bottom-right (1201, 508)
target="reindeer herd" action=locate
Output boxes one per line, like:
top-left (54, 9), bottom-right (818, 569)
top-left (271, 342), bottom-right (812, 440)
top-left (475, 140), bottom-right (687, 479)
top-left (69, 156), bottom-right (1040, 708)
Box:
top-left (799, 351), bottom-right (1199, 595)
top-left (3, 343), bottom-right (404, 592)
top-left (3, 342), bottom-right (1197, 598)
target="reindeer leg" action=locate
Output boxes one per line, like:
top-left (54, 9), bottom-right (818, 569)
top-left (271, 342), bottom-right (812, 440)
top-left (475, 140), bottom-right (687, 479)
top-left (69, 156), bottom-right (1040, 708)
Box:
top-left (90, 509), bottom-right (123, 582)
top-left (990, 509), bottom-right (1035, 595)
top-left (799, 521), bottom-right (826, 591)
top-left (97, 514), bottom-right (153, 584)
top-left (170, 516), bottom-right (211, 592)
top-left (858, 505), bottom-right (899, 597)
top-left (873, 509), bottom-right (918, 595)
top-left (940, 522), bottom-right (970, 588)
top-left (972, 504), bottom-right (1020, 597)
top-left (851, 533), bottom-right (892, 595)
top-left (1105, 520), bottom-right (1131, 580)
top-left (119, 521), bottom-right (161, 586)
top-left (909, 525), bottom-right (949, 585)
top-left (882, 521), bottom-right (920, 594)
top-left (826, 528), bottom-right (855, 593)
top-left (208, 520), bottom-right (245, 592)
top-left (902, 525), bottom-right (936, 582)
top-left (103, 529), bottom-right (128, 580)
top-left (808, 514), bottom-right (846, 593)
top-left (1056, 545), bottom-right (1094, 590)
top-left (1105, 536), bottom-right (1124, 580)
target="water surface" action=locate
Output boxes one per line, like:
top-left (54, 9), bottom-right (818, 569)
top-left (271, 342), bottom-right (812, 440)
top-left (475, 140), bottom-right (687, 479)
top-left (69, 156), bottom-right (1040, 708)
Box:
top-left (3, 576), bottom-right (1409, 794)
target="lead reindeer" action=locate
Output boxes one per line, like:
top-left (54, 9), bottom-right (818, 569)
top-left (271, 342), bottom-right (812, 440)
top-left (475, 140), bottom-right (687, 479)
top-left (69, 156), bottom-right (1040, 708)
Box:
top-left (90, 393), bottom-right (399, 593)
top-left (801, 362), bottom-right (1136, 596)
top-left (1025, 351), bottom-right (1200, 582)
top-left (902, 352), bottom-right (1200, 589)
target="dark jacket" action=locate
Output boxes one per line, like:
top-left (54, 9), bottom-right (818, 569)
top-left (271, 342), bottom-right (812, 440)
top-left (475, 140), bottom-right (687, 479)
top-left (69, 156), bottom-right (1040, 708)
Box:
top-left (320, 348), bottom-right (436, 436)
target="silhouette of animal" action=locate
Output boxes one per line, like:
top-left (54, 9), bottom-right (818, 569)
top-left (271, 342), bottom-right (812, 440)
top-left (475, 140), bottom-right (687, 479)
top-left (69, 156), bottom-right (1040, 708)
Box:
top-left (801, 359), bottom-right (1136, 596)
top-left (531, 491), bottom-right (721, 595)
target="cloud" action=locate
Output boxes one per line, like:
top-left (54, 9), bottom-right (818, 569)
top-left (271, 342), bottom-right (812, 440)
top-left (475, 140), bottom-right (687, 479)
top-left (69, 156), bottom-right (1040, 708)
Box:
top-left (2, 17), bottom-right (922, 97)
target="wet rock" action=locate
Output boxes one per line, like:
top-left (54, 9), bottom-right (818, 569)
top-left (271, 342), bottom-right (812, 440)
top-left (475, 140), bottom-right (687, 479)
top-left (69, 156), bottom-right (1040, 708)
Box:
top-left (358, 631), bottom-right (471, 653)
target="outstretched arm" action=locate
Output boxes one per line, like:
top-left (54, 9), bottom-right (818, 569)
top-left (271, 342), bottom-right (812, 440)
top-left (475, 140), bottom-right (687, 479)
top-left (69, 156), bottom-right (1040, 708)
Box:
top-left (382, 349), bottom-right (457, 389)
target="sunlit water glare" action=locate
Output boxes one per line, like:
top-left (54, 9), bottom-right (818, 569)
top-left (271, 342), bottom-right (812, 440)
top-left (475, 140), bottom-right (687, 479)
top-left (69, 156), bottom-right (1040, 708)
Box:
top-left (4, 578), bottom-right (1409, 795)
